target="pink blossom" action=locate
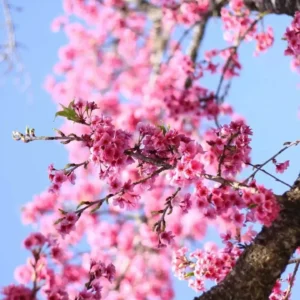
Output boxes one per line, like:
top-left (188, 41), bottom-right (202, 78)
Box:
top-left (57, 212), bottom-right (79, 236)
top-left (231, 210), bottom-right (245, 227)
top-left (172, 247), bottom-right (190, 279)
top-left (14, 265), bottom-right (33, 285)
top-left (51, 15), bottom-right (68, 32)
top-left (112, 197), bottom-right (127, 208)
top-left (76, 290), bottom-right (95, 300)
top-left (23, 232), bottom-right (46, 250)
top-left (273, 159), bottom-right (290, 174)
top-left (172, 193), bottom-right (192, 214)
top-left (254, 27), bottom-right (274, 56)
top-left (90, 260), bottom-right (106, 278)
top-left (158, 231), bottom-right (175, 248)
top-left (45, 288), bottom-right (69, 300)
top-left (104, 263), bottom-right (116, 282)
top-left (50, 245), bottom-right (66, 262)
top-left (1, 284), bottom-right (33, 300)
top-left (284, 12), bottom-right (300, 56)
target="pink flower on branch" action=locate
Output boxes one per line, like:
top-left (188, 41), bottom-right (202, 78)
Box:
top-left (272, 159), bottom-right (290, 174)
top-left (284, 12), bottom-right (300, 56)
top-left (23, 232), bottom-right (47, 251)
top-left (158, 231), bottom-right (175, 248)
top-left (56, 212), bottom-right (79, 236)
top-left (1, 285), bottom-right (33, 300)
top-left (171, 193), bottom-right (192, 214)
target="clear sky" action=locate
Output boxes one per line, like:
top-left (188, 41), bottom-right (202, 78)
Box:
top-left (1, 1), bottom-right (300, 299)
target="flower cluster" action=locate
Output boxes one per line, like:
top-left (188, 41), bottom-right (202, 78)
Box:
top-left (89, 115), bottom-right (133, 177)
top-left (272, 159), bottom-right (290, 174)
top-left (138, 123), bottom-right (190, 164)
top-left (160, 0), bottom-right (209, 26)
top-left (168, 140), bottom-right (205, 185)
top-left (89, 260), bottom-right (116, 283)
top-left (242, 183), bottom-right (280, 226)
top-left (158, 231), bottom-right (175, 248)
top-left (75, 260), bottom-right (116, 299)
top-left (195, 180), bottom-right (279, 227)
top-left (110, 179), bottom-right (140, 209)
top-left (48, 164), bottom-right (76, 193)
top-left (56, 212), bottom-right (79, 236)
top-left (23, 232), bottom-right (47, 251)
top-left (172, 243), bottom-right (241, 292)
top-left (205, 120), bottom-right (252, 176)
top-left (284, 11), bottom-right (300, 56)
top-left (221, 0), bottom-right (253, 43)
top-left (171, 246), bottom-right (191, 280)
top-left (1, 285), bottom-right (33, 300)
top-left (171, 193), bottom-right (192, 214)
top-left (254, 26), bottom-right (274, 56)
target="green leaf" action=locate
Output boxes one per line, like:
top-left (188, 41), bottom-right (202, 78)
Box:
top-left (64, 163), bottom-right (76, 169)
top-left (68, 99), bottom-right (75, 108)
top-left (53, 128), bottom-right (66, 137)
top-left (77, 201), bottom-right (91, 209)
top-left (25, 126), bottom-right (30, 135)
top-left (184, 272), bottom-right (194, 278)
top-left (161, 220), bottom-right (166, 232)
top-left (248, 203), bottom-right (257, 209)
top-left (30, 128), bottom-right (35, 136)
top-left (58, 208), bottom-right (67, 215)
top-left (54, 217), bottom-right (65, 225)
top-left (157, 124), bottom-right (168, 135)
top-left (55, 102), bottom-right (80, 123)
top-left (151, 210), bottom-right (163, 216)
top-left (90, 202), bottom-right (102, 213)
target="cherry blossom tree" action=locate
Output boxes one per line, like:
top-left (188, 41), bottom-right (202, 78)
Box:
top-left (4, 0), bottom-right (300, 299)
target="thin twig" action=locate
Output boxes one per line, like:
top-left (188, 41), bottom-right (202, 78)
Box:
top-left (289, 258), bottom-right (300, 265)
top-left (75, 165), bottom-right (173, 215)
top-left (217, 133), bottom-right (239, 176)
top-left (165, 22), bottom-right (200, 66)
top-left (247, 162), bottom-right (292, 188)
top-left (244, 140), bottom-right (300, 183)
top-left (282, 261), bottom-right (300, 300)
top-left (133, 166), bottom-right (172, 185)
top-left (1, 0), bottom-right (30, 89)
top-left (215, 13), bottom-right (266, 104)
top-left (114, 259), bottom-right (131, 290)
top-left (184, 19), bottom-right (208, 89)
top-left (153, 187), bottom-right (181, 233)
top-left (12, 131), bottom-right (84, 143)
top-left (125, 149), bottom-right (173, 169)
top-left (203, 173), bottom-right (257, 193)
top-left (1, 0), bottom-right (17, 68)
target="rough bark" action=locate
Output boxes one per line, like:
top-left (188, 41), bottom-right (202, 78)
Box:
top-left (245, 0), bottom-right (300, 16)
top-left (194, 180), bottom-right (300, 300)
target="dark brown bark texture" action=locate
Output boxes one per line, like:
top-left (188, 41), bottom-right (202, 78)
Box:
top-left (194, 181), bottom-right (300, 300)
top-left (245, 0), bottom-right (300, 15)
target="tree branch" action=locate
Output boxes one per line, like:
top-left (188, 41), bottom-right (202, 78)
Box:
top-left (194, 180), bottom-right (300, 300)
top-left (244, 0), bottom-right (300, 16)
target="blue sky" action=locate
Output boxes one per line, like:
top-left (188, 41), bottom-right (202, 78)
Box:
top-left (1, 1), bottom-right (300, 299)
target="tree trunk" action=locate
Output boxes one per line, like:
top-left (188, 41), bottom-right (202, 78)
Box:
top-left (194, 182), bottom-right (300, 300)
top-left (245, 0), bottom-right (300, 16)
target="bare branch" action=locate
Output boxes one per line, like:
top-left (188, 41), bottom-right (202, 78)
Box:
top-left (247, 162), bottom-right (292, 188)
top-left (245, 140), bottom-right (300, 183)
top-left (282, 261), bottom-right (300, 300)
